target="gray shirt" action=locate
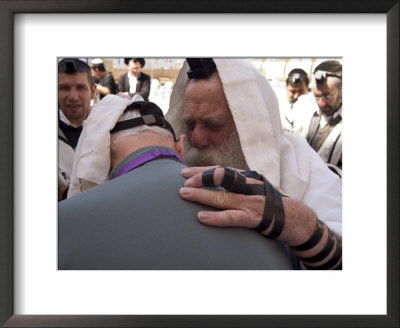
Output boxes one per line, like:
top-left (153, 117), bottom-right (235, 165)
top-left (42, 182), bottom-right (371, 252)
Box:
top-left (58, 145), bottom-right (300, 270)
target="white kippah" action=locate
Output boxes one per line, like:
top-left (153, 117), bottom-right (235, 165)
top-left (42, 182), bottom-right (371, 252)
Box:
top-left (91, 58), bottom-right (103, 65)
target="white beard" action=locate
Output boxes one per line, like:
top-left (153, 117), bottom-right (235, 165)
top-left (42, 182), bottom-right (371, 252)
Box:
top-left (184, 130), bottom-right (249, 170)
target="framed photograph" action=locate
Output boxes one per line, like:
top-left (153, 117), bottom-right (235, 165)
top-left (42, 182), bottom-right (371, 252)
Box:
top-left (1, 1), bottom-right (398, 327)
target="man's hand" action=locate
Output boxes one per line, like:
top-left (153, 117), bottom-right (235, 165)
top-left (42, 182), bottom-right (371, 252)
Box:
top-left (180, 166), bottom-right (264, 229)
top-left (180, 166), bottom-right (317, 246)
top-left (179, 166), bottom-right (342, 269)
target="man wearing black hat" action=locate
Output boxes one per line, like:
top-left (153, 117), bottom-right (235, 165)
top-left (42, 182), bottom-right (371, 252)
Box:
top-left (118, 58), bottom-right (151, 101)
top-left (58, 95), bottom-right (300, 270)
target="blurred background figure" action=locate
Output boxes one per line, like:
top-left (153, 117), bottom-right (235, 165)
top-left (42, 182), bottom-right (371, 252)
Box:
top-left (278, 68), bottom-right (315, 135)
top-left (90, 58), bottom-right (117, 101)
top-left (118, 58), bottom-right (151, 101)
top-left (303, 60), bottom-right (342, 173)
top-left (286, 68), bottom-right (309, 105)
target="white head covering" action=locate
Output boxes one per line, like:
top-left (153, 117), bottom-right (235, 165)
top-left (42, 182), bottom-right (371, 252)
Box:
top-left (67, 94), bottom-right (143, 198)
top-left (166, 59), bottom-right (342, 235)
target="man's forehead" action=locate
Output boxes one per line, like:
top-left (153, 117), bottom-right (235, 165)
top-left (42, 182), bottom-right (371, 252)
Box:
top-left (288, 83), bottom-right (306, 90)
top-left (314, 79), bottom-right (338, 92)
top-left (58, 72), bottom-right (90, 84)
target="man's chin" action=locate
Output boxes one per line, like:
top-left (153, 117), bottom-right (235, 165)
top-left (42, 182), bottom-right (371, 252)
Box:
top-left (321, 107), bottom-right (336, 116)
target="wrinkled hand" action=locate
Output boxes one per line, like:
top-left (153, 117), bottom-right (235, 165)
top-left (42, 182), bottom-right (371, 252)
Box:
top-left (180, 166), bottom-right (321, 248)
top-left (179, 166), bottom-right (265, 228)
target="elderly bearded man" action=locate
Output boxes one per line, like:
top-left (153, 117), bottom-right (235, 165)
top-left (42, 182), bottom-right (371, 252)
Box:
top-left (166, 58), bottom-right (342, 270)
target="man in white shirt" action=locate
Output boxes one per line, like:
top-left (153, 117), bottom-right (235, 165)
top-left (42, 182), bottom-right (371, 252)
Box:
top-left (118, 58), bottom-right (151, 101)
top-left (279, 68), bottom-right (315, 134)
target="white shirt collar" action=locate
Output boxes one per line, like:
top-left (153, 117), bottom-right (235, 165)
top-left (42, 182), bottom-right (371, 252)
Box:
top-left (59, 108), bottom-right (80, 128)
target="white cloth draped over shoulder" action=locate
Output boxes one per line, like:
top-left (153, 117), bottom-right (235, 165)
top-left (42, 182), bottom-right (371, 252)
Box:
top-left (166, 59), bottom-right (342, 236)
top-left (67, 94), bottom-right (144, 198)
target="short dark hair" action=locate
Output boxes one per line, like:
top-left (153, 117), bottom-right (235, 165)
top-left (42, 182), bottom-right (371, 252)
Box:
top-left (90, 62), bottom-right (106, 72)
top-left (286, 68), bottom-right (309, 86)
top-left (125, 58), bottom-right (146, 68)
top-left (58, 58), bottom-right (95, 87)
top-left (314, 60), bottom-right (342, 74)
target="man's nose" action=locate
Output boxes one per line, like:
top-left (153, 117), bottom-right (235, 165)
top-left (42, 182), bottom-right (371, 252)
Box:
top-left (317, 98), bottom-right (327, 106)
top-left (190, 124), bottom-right (209, 150)
top-left (68, 88), bottom-right (79, 100)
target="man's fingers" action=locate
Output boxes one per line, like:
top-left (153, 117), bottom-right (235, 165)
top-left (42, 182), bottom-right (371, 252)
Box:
top-left (183, 167), bottom-right (263, 188)
top-left (180, 186), bottom-right (242, 210)
top-left (181, 166), bottom-right (218, 178)
top-left (183, 167), bottom-right (224, 187)
top-left (197, 210), bottom-right (256, 228)
top-left (180, 187), bottom-right (265, 228)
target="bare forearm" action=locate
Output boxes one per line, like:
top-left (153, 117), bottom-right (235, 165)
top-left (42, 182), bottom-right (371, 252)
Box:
top-left (96, 84), bottom-right (111, 95)
top-left (180, 166), bottom-right (342, 270)
top-left (264, 197), bottom-right (342, 269)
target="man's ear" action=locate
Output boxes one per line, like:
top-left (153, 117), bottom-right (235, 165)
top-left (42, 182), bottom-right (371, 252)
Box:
top-left (174, 134), bottom-right (186, 159)
top-left (91, 84), bottom-right (97, 99)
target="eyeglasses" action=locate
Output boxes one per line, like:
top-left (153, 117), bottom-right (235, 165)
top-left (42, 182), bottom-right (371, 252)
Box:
top-left (315, 94), bottom-right (334, 102)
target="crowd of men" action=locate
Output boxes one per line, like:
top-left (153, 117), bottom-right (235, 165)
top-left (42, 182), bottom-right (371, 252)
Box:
top-left (279, 61), bottom-right (342, 175)
top-left (58, 57), bottom-right (342, 270)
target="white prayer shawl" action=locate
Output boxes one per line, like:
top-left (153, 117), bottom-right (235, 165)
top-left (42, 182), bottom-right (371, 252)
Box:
top-left (166, 59), bottom-right (342, 236)
top-left (317, 121), bottom-right (342, 165)
top-left (67, 94), bottom-right (143, 198)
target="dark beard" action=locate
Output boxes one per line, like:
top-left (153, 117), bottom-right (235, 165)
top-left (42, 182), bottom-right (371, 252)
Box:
top-left (184, 131), bottom-right (249, 170)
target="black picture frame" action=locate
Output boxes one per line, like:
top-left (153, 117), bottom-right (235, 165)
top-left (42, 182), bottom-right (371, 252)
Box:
top-left (0, 1), bottom-right (398, 327)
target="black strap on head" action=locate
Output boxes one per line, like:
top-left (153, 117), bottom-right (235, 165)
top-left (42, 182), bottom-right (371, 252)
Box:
top-left (186, 58), bottom-right (217, 79)
top-left (314, 70), bottom-right (342, 84)
top-left (59, 58), bottom-right (90, 73)
top-left (63, 58), bottom-right (77, 73)
top-left (110, 101), bottom-right (177, 141)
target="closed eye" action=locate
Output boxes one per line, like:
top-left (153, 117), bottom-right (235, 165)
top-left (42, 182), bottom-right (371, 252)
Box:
top-left (184, 119), bottom-right (196, 131)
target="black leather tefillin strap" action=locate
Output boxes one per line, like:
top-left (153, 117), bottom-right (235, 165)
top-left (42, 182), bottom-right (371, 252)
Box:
top-left (290, 217), bottom-right (342, 270)
top-left (304, 235), bottom-right (342, 270)
top-left (298, 229), bottom-right (335, 263)
top-left (201, 167), bottom-right (286, 238)
top-left (202, 167), bottom-right (264, 195)
top-left (110, 101), bottom-right (178, 142)
top-left (292, 219), bottom-right (325, 251)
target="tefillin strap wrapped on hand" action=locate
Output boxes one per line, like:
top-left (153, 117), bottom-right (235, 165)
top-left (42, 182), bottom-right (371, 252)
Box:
top-left (291, 217), bottom-right (342, 270)
top-left (202, 167), bottom-right (286, 238)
